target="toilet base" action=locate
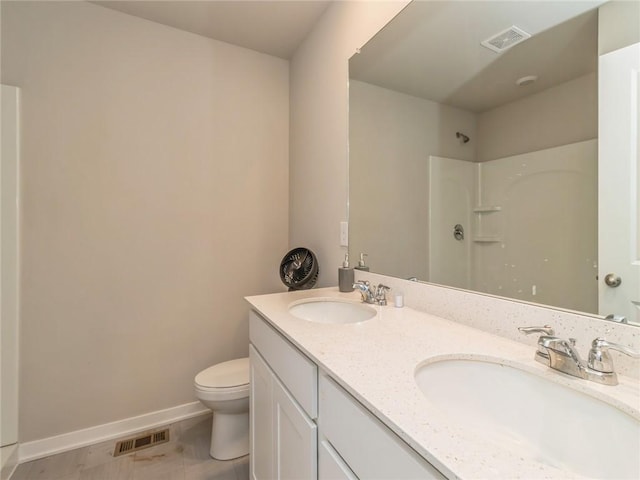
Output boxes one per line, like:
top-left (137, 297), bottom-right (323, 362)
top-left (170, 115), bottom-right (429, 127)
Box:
top-left (209, 411), bottom-right (249, 460)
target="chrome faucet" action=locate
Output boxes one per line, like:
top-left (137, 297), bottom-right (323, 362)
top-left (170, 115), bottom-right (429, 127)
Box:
top-left (537, 335), bottom-right (587, 379)
top-left (519, 326), bottom-right (640, 386)
top-left (373, 284), bottom-right (391, 305)
top-left (352, 281), bottom-right (390, 305)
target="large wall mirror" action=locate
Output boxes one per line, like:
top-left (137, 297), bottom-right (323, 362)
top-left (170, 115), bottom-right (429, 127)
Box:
top-left (349, 0), bottom-right (639, 326)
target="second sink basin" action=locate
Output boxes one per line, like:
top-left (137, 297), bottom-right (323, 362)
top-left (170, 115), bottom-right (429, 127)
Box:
top-left (415, 358), bottom-right (640, 479)
top-left (288, 298), bottom-right (376, 324)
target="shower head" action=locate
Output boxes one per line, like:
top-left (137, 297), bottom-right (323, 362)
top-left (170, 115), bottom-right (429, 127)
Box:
top-left (456, 132), bottom-right (470, 144)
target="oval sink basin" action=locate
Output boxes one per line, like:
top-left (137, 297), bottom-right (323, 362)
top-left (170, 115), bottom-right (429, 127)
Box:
top-left (415, 359), bottom-right (640, 479)
top-left (288, 298), bottom-right (376, 324)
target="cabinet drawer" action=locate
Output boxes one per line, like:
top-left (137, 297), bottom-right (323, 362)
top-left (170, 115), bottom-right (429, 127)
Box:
top-left (249, 310), bottom-right (318, 419)
top-left (319, 375), bottom-right (444, 480)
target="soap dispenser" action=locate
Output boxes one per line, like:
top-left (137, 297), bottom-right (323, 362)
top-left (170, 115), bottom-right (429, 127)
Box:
top-left (355, 253), bottom-right (369, 271)
top-left (338, 253), bottom-right (354, 292)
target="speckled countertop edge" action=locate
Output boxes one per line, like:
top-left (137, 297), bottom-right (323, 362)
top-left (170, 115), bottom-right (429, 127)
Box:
top-left (245, 287), bottom-right (640, 480)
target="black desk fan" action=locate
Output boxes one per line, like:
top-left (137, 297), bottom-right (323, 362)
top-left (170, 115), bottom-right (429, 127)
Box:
top-left (279, 247), bottom-right (318, 291)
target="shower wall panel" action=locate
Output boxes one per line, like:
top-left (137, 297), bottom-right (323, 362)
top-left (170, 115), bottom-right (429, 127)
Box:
top-left (473, 139), bottom-right (598, 313)
top-left (427, 156), bottom-right (474, 289)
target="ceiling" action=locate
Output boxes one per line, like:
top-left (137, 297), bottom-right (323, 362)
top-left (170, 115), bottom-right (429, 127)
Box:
top-left (91, 1), bottom-right (605, 110)
top-left (349, 1), bottom-right (604, 113)
top-left (92, 0), bottom-right (332, 59)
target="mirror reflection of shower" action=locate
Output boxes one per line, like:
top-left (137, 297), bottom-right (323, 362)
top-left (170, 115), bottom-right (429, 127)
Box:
top-left (348, 1), bottom-right (604, 317)
top-left (426, 142), bottom-right (596, 314)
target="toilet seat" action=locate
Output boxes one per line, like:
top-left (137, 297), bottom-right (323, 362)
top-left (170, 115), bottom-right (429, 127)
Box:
top-left (194, 357), bottom-right (249, 401)
top-left (195, 382), bottom-right (248, 401)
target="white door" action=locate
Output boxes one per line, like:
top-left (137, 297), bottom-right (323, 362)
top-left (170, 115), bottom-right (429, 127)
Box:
top-left (599, 43), bottom-right (640, 325)
top-left (1, 84), bottom-right (20, 449)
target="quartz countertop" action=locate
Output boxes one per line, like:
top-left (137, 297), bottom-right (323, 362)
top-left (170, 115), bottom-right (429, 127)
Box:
top-left (245, 287), bottom-right (640, 480)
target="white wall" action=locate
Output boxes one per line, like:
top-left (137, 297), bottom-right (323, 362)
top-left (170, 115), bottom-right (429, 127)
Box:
top-left (289, 1), bottom-right (409, 287)
top-left (1, 1), bottom-right (289, 443)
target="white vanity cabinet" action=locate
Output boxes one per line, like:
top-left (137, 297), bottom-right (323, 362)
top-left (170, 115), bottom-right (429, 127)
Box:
top-left (249, 311), bottom-right (318, 480)
top-left (249, 309), bottom-right (445, 480)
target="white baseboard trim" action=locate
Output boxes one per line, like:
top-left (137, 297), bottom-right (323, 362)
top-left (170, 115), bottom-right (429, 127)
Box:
top-left (1, 444), bottom-right (19, 480)
top-left (19, 401), bottom-right (209, 463)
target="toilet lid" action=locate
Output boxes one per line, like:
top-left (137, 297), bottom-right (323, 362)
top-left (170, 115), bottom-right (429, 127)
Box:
top-left (195, 357), bottom-right (249, 388)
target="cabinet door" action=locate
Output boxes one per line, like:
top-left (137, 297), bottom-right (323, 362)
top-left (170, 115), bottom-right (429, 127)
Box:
top-left (273, 375), bottom-right (317, 480)
top-left (250, 346), bottom-right (274, 480)
top-left (319, 439), bottom-right (357, 480)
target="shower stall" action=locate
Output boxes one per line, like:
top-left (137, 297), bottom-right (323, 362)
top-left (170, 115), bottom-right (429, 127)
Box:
top-left (427, 139), bottom-right (598, 313)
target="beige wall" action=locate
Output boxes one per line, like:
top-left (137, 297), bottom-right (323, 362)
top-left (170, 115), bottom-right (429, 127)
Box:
top-left (349, 80), bottom-right (476, 280)
top-left (1, 1), bottom-right (289, 442)
top-left (476, 73), bottom-right (598, 162)
top-left (598, 0), bottom-right (640, 55)
top-left (289, 1), bottom-right (409, 287)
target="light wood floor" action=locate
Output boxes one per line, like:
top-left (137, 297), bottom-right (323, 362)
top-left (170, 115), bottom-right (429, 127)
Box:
top-left (11, 414), bottom-right (249, 480)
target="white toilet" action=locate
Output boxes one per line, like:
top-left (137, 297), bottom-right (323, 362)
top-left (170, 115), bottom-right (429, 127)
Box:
top-left (194, 357), bottom-right (250, 460)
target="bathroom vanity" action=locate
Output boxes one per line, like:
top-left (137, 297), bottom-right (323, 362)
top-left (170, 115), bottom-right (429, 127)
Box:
top-left (246, 285), bottom-right (640, 480)
top-left (249, 308), bottom-right (442, 479)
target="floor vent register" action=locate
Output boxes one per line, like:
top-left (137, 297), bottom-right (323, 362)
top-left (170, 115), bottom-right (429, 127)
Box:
top-left (113, 428), bottom-right (170, 457)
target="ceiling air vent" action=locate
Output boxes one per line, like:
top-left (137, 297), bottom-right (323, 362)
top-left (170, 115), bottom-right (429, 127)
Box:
top-left (481, 26), bottom-right (531, 53)
top-left (113, 428), bottom-right (170, 457)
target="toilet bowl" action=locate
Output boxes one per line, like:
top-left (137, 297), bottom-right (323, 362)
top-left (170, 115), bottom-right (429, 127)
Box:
top-left (194, 357), bottom-right (250, 460)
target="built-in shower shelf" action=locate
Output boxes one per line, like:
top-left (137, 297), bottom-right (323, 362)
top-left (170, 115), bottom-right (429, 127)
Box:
top-left (473, 206), bottom-right (502, 213)
top-left (472, 236), bottom-right (501, 243)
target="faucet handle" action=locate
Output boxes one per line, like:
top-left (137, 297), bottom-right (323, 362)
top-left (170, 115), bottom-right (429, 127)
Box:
top-left (592, 338), bottom-right (640, 357)
top-left (518, 325), bottom-right (555, 336)
top-left (519, 326), bottom-right (555, 362)
top-left (588, 337), bottom-right (640, 373)
top-left (374, 284), bottom-right (390, 305)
